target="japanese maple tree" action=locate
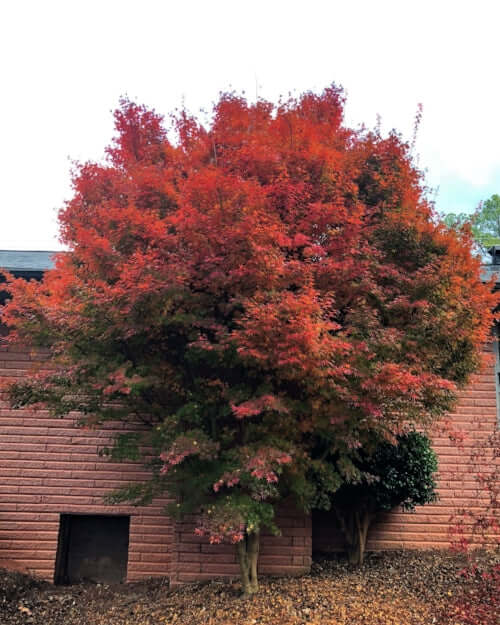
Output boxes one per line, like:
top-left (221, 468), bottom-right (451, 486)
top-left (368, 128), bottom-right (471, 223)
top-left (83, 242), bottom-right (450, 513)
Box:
top-left (1, 87), bottom-right (496, 595)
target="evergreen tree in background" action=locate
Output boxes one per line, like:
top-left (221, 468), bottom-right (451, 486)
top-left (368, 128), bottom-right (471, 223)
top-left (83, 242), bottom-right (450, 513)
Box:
top-left (444, 193), bottom-right (500, 253)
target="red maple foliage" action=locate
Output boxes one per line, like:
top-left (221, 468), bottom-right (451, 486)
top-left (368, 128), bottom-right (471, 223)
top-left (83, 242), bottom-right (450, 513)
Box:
top-left (2, 87), bottom-right (497, 594)
top-left (440, 564), bottom-right (500, 625)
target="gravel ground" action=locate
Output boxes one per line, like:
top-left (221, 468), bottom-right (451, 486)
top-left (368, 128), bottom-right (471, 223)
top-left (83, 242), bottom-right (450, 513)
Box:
top-left (1, 550), bottom-right (498, 625)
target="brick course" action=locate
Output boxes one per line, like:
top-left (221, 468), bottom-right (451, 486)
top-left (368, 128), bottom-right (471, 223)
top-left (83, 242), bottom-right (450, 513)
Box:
top-left (1, 343), bottom-right (498, 584)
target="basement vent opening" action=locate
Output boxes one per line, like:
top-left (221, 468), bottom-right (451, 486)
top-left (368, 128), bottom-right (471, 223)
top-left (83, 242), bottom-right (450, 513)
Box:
top-left (54, 514), bottom-right (130, 584)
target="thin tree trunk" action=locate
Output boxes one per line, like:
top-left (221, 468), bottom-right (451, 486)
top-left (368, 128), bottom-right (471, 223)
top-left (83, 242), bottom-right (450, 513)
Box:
top-left (335, 507), bottom-right (373, 566)
top-left (236, 530), bottom-right (260, 596)
top-left (236, 540), bottom-right (251, 595)
top-left (347, 510), bottom-right (361, 565)
top-left (248, 530), bottom-right (260, 593)
top-left (355, 510), bottom-right (365, 565)
top-left (358, 510), bottom-right (372, 565)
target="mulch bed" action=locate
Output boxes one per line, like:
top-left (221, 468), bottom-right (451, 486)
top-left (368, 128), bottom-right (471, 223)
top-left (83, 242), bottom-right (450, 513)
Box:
top-left (1, 550), bottom-right (498, 625)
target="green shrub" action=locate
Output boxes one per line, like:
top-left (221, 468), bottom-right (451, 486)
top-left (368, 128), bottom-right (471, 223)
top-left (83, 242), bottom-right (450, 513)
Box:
top-left (326, 431), bottom-right (438, 565)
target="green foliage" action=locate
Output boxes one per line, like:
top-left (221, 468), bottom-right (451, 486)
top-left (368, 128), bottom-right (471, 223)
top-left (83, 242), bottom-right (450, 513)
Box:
top-left (443, 212), bottom-right (471, 231)
top-left (332, 431), bottom-right (438, 514)
top-left (314, 430), bottom-right (438, 565)
top-left (444, 193), bottom-right (500, 252)
top-left (474, 194), bottom-right (500, 249)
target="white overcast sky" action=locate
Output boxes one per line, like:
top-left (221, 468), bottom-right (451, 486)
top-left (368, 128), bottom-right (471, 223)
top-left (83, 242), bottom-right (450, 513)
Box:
top-left (1, 0), bottom-right (499, 250)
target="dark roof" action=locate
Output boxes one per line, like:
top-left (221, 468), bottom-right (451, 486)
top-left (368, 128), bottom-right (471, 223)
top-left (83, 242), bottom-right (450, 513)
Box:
top-left (481, 265), bottom-right (500, 285)
top-left (0, 250), bottom-right (499, 286)
top-left (0, 250), bottom-right (56, 272)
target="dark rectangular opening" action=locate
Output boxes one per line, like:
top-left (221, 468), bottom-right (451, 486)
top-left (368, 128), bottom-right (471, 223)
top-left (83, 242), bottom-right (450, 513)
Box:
top-left (54, 514), bottom-right (130, 584)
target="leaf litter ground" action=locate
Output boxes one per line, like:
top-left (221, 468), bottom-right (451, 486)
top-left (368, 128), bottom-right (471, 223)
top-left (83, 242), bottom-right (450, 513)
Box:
top-left (1, 550), bottom-right (498, 625)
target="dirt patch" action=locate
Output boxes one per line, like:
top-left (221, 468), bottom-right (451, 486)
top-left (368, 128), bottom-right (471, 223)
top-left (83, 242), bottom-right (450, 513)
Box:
top-left (1, 550), bottom-right (498, 625)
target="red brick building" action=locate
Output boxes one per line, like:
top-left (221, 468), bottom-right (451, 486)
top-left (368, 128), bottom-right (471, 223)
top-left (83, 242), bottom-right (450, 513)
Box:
top-left (0, 252), bottom-right (498, 584)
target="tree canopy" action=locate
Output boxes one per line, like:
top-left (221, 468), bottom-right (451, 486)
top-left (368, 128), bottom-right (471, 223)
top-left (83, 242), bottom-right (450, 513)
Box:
top-left (1, 87), bottom-right (496, 594)
top-left (444, 193), bottom-right (500, 252)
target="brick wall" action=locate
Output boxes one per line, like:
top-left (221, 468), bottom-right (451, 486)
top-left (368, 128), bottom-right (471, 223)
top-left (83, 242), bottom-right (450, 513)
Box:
top-left (1, 342), bottom-right (497, 584)
top-left (313, 350), bottom-right (500, 554)
top-left (169, 509), bottom-right (311, 587)
top-left (0, 344), bottom-right (175, 581)
top-left (0, 344), bottom-right (310, 584)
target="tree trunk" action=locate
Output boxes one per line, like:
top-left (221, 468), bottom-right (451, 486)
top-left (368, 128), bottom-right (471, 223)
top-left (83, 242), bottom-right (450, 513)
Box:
top-left (335, 507), bottom-right (373, 566)
top-left (236, 530), bottom-right (260, 596)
